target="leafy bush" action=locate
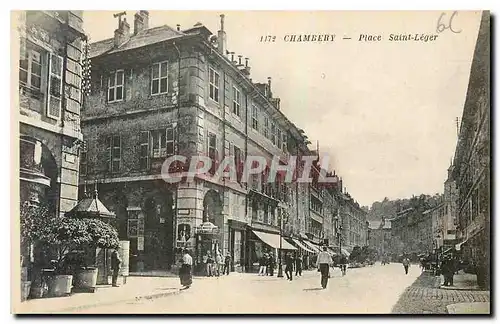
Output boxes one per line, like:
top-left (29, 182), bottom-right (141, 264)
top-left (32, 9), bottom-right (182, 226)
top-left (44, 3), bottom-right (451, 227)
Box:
top-left (82, 218), bottom-right (119, 250)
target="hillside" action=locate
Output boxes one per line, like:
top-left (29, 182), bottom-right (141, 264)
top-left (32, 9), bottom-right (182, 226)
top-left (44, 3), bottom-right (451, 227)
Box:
top-left (365, 194), bottom-right (443, 222)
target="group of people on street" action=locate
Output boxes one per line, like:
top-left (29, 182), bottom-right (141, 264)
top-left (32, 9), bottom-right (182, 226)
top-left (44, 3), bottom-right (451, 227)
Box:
top-left (178, 249), bottom-right (233, 289)
top-left (203, 250), bottom-right (231, 277)
top-left (440, 255), bottom-right (457, 286)
top-left (284, 252), bottom-right (303, 280)
top-left (258, 253), bottom-right (277, 276)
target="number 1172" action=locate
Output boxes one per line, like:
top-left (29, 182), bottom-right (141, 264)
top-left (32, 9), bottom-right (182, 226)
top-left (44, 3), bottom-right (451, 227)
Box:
top-left (260, 35), bottom-right (276, 42)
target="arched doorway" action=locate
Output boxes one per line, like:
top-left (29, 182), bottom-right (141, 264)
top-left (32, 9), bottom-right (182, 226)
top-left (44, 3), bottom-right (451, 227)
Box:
top-left (140, 189), bottom-right (174, 271)
top-left (203, 189), bottom-right (223, 230)
top-left (202, 190), bottom-right (223, 253)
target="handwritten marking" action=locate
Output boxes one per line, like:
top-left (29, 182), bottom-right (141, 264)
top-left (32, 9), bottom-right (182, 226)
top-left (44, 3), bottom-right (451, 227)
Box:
top-left (436, 11), bottom-right (462, 34)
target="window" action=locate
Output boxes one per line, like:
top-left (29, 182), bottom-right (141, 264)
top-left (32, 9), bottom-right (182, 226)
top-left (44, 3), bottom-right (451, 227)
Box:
top-left (232, 86), bottom-right (240, 117)
top-left (270, 122), bottom-right (276, 145)
top-left (80, 141), bottom-right (88, 176)
top-left (208, 132), bottom-right (217, 175)
top-left (108, 70), bottom-right (124, 102)
top-left (107, 135), bottom-right (121, 173)
top-left (151, 61), bottom-right (168, 95)
top-left (19, 49), bottom-right (42, 90)
top-left (277, 128), bottom-right (282, 149)
top-left (264, 115), bottom-right (270, 139)
top-left (311, 196), bottom-right (323, 214)
top-left (127, 210), bottom-right (145, 238)
top-left (209, 67), bottom-right (220, 102)
top-left (282, 133), bottom-right (287, 152)
top-left (251, 105), bottom-right (259, 131)
top-left (47, 54), bottom-right (64, 119)
top-left (140, 126), bottom-right (176, 170)
top-left (234, 145), bottom-right (243, 182)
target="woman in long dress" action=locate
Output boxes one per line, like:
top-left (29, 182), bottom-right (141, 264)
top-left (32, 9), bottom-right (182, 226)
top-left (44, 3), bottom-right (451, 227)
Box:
top-left (179, 249), bottom-right (193, 289)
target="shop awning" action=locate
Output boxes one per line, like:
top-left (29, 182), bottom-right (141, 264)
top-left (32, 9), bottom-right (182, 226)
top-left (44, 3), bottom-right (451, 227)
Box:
top-left (291, 238), bottom-right (315, 253)
top-left (302, 240), bottom-right (321, 253)
top-left (252, 230), bottom-right (297, 250)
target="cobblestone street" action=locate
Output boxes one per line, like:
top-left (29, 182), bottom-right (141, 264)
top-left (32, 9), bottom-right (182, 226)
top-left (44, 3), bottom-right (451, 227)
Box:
top-left (391, 271), bottom-right (490, 314)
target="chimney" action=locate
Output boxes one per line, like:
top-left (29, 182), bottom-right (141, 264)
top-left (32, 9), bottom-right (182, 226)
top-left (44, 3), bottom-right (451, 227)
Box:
top-left (242, 57), bottom-right (251, 76)
top-left (217, 14), bottom-right (227, 54)
top-left (115, 17), bottom-right (131, 47)
top-left (176, 24), bottom-right (181, 31)
top-left (237, 55), bottom-right (243, 66)
top-left (267, 77), bottom-right (273, 98)
top-left (133, 11), bottom-right (149, 35)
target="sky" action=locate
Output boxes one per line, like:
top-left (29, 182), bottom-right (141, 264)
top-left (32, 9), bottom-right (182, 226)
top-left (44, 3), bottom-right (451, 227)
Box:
top-left (82, 10), bottom-right (482, 206)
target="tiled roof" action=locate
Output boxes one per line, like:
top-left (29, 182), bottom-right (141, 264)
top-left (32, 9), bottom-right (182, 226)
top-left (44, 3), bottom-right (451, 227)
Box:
top-left (67, 196), bottom-right (115, 217)
top-left (89, 24), bottom-right (189, 58)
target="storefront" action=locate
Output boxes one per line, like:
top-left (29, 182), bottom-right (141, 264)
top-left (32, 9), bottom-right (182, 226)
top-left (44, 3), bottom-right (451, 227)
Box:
top-left (246, 228), bottom-right (296, 272)
top-left (228, 219), bottom-right (247, 272)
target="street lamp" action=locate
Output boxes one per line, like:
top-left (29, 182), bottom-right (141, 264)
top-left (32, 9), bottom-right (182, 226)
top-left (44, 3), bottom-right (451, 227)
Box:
top-left (277, 208), bottom-right (288, 278)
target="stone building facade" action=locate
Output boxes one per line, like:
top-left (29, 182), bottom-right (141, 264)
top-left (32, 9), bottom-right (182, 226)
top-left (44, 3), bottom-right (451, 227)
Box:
top-left (368, 218), bottom-right (392, 258)
top-left (19, 10), bottom-right (86, 214)
top-left (81, 12), bottom-right (366, 272)
top-left (452, 11), bottom-right (490, 288)
top-left (18, 10), bottom-right (86, 263)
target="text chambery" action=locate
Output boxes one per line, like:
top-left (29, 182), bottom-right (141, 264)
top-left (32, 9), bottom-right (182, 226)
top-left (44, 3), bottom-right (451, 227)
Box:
top-left (283, 34), bottom-right (336, 42)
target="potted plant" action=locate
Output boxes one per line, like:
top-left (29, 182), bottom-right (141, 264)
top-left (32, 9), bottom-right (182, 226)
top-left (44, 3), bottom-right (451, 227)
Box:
top-left (73, 218), bottom-right (119, 291)
top-left (36, 216), bottom-right (92, 297)
top-left (20, 201), bottom-right (52, 300)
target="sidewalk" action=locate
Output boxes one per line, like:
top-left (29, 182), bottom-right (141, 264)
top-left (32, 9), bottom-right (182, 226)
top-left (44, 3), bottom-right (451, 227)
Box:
top-left (16, 276), bottom-right (182, 314)
top-left (446, 302), bottom-right (490, 314)
top-left (392, 271), bottom-right (490, 314)
top-left (440, 271), bottom-right (484, 291)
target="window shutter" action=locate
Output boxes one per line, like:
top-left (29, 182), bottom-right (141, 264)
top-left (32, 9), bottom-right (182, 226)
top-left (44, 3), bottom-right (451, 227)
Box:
top-left (106, 136), bottom-right (112, 172)
top-left (47, 53), bottom-right (64, 119)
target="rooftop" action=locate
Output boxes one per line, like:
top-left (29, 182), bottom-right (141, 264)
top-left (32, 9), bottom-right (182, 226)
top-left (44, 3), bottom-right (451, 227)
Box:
top-left (89, 24), bottom-right (198, 58)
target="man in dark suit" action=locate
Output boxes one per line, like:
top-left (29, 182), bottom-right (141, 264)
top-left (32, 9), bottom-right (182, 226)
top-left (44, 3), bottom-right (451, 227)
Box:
top-left (111, 249), bottom-right (122, 287)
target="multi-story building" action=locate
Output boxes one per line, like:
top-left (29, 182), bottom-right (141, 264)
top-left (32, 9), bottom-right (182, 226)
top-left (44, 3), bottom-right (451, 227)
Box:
top-left (18, 10), bottom-right (87, 293)
top-left (452, 11), bottom-right (490, 288)
top-left (19, 10), bottom-right (86, 215)
top-left (391, 202), bottom-right (448, 258)
top-left (81, 12), bottom-right (362, 273)
top-left (368, 218), bottom-right (392, 257)
top-left (443, 163), bottom-right (458, 246)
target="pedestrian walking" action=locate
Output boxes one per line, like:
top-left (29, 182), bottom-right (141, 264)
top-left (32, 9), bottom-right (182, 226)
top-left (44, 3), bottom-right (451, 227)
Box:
top-left (215, 252), bottom-right (223, 277)
top-left (441, 255), bottom-right (455, 286)
top-left (258, 253), bottom-right (267, 276)
top-left (295, 253), bottom-right (303, 276)
top-left (223, 253), bottom-right (231, 275)
top-left (402, 256), bottom-right (410, 275)
top-left (110, 249), bottom-right (121, 287)
top-left (205, 252), bottom-right (214, 277)
top-left (268, 253), bottom-right (275, 276)
top-left (285, 252), bottom-right (294, 281)
top-left (339, 254), bottom-right (348, 276)
top-left (316, 246), bottom-right (333, 289)
top-left (179, 249), bottom-right (193, 289)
